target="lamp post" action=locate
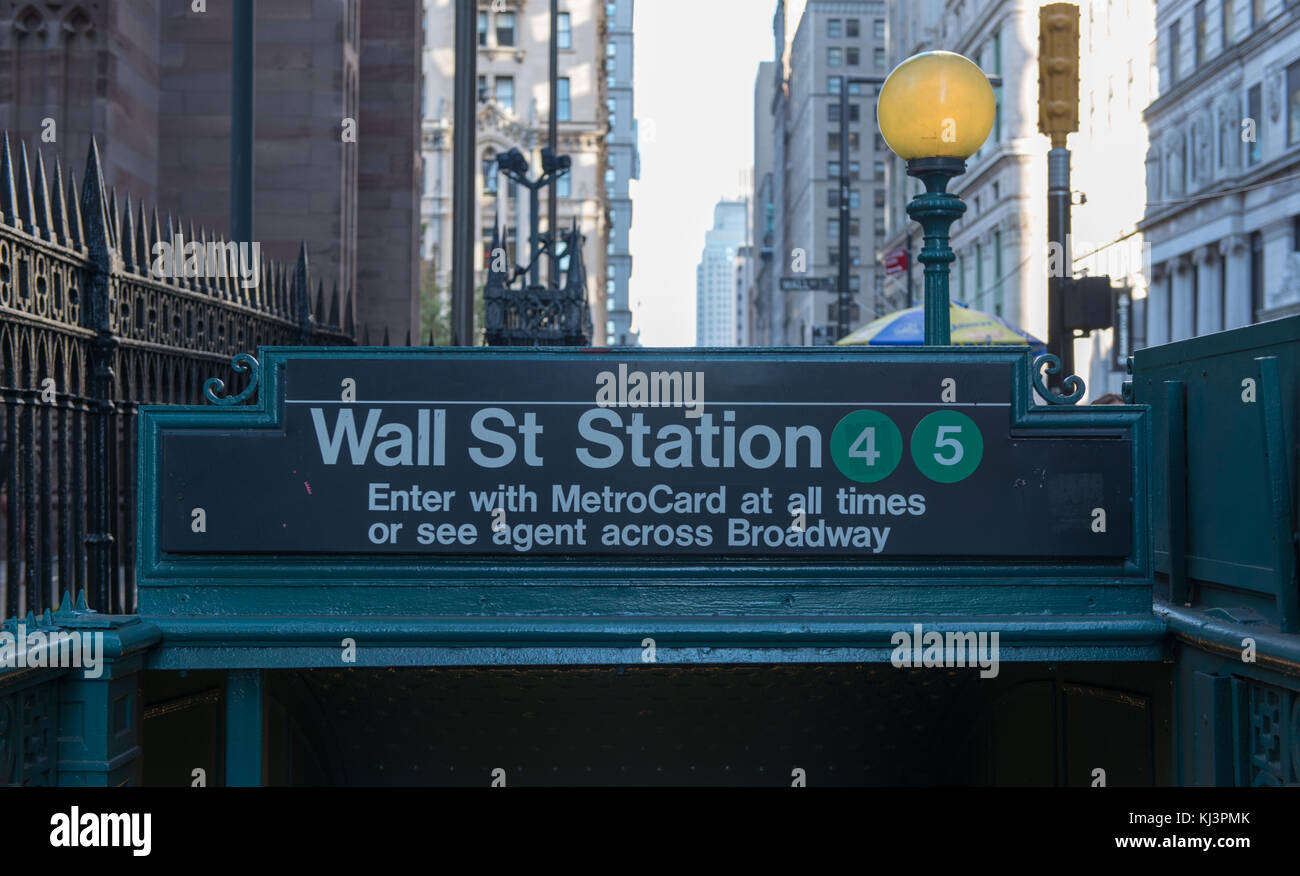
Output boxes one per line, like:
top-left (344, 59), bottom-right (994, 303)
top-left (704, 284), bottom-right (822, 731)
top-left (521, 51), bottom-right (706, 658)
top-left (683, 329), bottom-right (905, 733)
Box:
top-left (494, 147), bottom-right (571, 287)
top-left (877, 52), bottom-right (996, 345)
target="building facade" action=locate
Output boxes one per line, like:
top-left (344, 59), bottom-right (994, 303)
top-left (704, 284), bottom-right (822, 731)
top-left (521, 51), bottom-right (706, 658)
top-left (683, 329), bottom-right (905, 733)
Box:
top-left (1139, 0), bottom-right (1300, 362)
top-left (696, 199), bottom-right (748, 345)
top-left (422, 0), bottom-right (638, 346)
top-left (0, 0), bottom-right (423, 342)
top-left (753, 0), bottom-right (890, 346)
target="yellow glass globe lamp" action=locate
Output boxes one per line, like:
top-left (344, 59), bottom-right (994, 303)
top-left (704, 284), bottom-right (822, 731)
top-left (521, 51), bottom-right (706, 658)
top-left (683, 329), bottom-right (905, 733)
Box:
top-left (876, 51), bottom-right (995, 161)
top-left (876, 51), bottom-right (994, 346)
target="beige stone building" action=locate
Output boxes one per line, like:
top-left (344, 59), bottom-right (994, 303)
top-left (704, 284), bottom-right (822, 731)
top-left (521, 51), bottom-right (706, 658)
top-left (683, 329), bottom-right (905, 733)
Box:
top-left (422, 0), bottom-right (637, 346)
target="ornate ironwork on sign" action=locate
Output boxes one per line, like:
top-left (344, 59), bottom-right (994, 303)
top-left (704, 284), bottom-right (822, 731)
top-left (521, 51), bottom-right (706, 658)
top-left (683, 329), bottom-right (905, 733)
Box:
top-left (1031, 353), bottom-right (1086, 405)
top-left (204, 353), bottom-right (261, 406)
top-left (482, 223), bottom-right (593, 347)
top-left (1248, 680), bottom-right (1300, 786)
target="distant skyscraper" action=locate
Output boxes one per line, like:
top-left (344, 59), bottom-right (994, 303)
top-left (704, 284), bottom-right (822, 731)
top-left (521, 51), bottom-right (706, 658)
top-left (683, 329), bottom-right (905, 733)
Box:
top-left (696, 200), bottom-right (748, 346)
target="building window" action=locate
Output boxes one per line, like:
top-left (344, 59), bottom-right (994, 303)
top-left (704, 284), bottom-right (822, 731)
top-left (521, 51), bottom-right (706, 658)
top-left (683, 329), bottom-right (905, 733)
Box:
top-left (828, 161), bottom-right (841, 178)
top-left (828, 48), bottom-right (842, 67)
top-left (828, 218), bottom-right (840, 238)
top-left (557, 174), bottom-right (570, 198)
top-left (873, 160), bottom-right (885, 180)
top-left (850, 132), bottom-right (859, 151)
top-left (975, 241), bottom-right (984, 304)
top-left (495, 76), bottom-right (514, 112)
top-left (606, 1), bottom-right (616, 17)
top-left (828, 76), bottom-right (842, 94)
top-left (848, 81), bottom-right (864, 95)
top-left (849, 189), bottom-right (860, 208)
top-left (477, 75), bottom-right (488, 103)
top-left (1169, 20), bottom-right (1181, 83)
top-left (828, 132), bottom-right (840, 151)
top-left (847, 19), bottom-right (860, 37)
top-left (828, 187), bottom-right (839, 208)
top-left (1288, 60), bottom-right (1300, 144)
top-left (828, 18), bottom-right (842, 38)
top-left (483, 153), bottom-right (498, 194)
top-left (1248, 82), bottom-right (1262, 164)
top-left (874, 19), bottom-right (885, 38)
top-left (558, 78), bottom-right (571, 121)
top-left (847, 47), bottom-right (860, 66)
top-left (849, 161), bottom-right (860, 178)
top-left (874, 188), bottom-right (885, 207)
top-left (1293, 215), bottom-right (1300, 252)
top-left (1222, 0), bottom-right (1235, 46)
top-left (558, 12), bottom-right (571, 49)
top-left (1250, 231), bottom-right (1264, 318)
top-left (605, 168), bottom-right (616, 186)
top-left (607, 42), bottom-right (616, 56)
top-left (993, 230), bottom-right (1004, 316)
top-left (478, 10), bottom-right (487, 46)
top-left (1194, 1), bottom-right (1206, 65)
top-left (497, 11), bottom-right (516, 47)
top-left (992, 29), bottom-right (1003, 142)
top-left (874, 47), bottom-right (886, 70)
top-left (1251, 0), bottom-right (1264, 29)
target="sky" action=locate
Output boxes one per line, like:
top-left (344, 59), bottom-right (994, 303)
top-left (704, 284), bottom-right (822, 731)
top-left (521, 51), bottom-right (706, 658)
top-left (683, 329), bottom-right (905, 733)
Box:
top-left (627, 1), bottom-right (777, 347)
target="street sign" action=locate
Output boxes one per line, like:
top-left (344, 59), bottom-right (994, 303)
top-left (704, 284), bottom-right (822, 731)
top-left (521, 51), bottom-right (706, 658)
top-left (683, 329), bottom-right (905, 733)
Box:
top-left (152, 351), bottom-right (1133, 559)
top-left (781, 276), bottom-right (836, 292)
top-left (883, 248), bottom-right (908, 276)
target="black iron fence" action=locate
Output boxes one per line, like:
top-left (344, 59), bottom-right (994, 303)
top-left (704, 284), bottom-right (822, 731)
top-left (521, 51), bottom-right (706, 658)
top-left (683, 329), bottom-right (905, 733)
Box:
top-left (0, 133), bottom-right (353, 619)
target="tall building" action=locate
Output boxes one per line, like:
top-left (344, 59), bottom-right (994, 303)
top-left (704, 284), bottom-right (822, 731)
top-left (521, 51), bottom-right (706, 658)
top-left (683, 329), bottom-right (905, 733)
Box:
top-left (605, 0), bottom-right (640, 346)
top-left (421, 0), bottom-right (639, 346)
top-left (696, 199), bottom-right (748, 345)
top-left (879, 0), bottom-right (1155, 399)
top-left (0, 0), bottom-right (422, 342)
top-left (1137, 0), bottom-right (1300, 361)
top-left (753, 0), bottom-right (891, 346)
top-left (752, 60), bottom-right (780, 345)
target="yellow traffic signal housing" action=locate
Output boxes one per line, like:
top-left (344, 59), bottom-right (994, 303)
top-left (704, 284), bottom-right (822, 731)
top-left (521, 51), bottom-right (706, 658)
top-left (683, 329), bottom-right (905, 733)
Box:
top-left (1038, 3), bottom-right (1080, 147)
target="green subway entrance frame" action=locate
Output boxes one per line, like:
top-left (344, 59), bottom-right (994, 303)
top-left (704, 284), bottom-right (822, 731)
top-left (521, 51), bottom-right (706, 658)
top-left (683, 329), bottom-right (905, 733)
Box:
top-left (135, 345), bottom-right (1159, 673)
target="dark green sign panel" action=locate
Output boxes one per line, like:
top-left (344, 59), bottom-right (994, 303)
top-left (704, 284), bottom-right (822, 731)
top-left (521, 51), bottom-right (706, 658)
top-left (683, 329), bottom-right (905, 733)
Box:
top-left (157, 353), bottom-right (1131, 559)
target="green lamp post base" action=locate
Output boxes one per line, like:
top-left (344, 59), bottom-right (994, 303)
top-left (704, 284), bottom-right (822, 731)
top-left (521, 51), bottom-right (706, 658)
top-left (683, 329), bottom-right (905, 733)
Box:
top-left (905, 157), bottom-right (968, 346)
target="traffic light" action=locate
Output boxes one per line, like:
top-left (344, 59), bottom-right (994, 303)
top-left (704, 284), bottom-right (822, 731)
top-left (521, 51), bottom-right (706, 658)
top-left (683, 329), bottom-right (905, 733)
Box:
top-left (1038, 3), bottom-right (1080, 148)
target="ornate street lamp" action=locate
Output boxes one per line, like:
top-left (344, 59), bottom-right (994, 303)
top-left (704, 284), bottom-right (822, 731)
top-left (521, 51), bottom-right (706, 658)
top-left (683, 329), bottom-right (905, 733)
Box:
top-left (877, 51), bottom-right (996, 346)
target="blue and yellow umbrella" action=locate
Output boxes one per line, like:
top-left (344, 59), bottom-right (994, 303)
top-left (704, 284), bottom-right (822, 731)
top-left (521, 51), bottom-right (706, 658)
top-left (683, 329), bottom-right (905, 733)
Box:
top-left (836, 301), bottom-right (1045, 351)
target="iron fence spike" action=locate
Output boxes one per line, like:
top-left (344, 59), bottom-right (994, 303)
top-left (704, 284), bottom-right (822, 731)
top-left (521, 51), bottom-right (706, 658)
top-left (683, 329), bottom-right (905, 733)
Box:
top-left (120, 195), bottom-right (137, 274)
top-left (17, 141), bottom-right (37, 235)
top-left (137, 203), bottom-right (150, 280)
top-left (329, 281), bottom-right (340, 328)
top-left (66, 171), bottom-right (84, 249)
top-left (0, 131), bottom-right (17, 227)
top-left (32, 148), bottom-right (54, 243)
top-left (80, 138), bottom-right (114, 266)
top-left (49, 154), bottom-right (71, 247)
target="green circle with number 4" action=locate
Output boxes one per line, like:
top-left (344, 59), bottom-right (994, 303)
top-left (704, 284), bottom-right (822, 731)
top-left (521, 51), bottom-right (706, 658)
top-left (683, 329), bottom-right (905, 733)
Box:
top-left (910, 410), bottom-right (983, 483)
top-left (830, 410), bottom-right (903, 483)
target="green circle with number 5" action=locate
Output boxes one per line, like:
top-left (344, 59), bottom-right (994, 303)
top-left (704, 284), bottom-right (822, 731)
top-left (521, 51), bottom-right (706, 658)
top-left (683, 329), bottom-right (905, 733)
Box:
top-left (830, 410), bottom-right (903, 483)
top-left (910, 410), bottom-right (983, 483)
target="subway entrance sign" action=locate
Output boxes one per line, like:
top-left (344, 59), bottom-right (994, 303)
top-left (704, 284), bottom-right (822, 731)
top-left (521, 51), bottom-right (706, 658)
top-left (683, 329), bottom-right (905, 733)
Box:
top-left (157, 353), bottom-right (1130, 559)
top-left (136, 347), bottom-right (1156, 668)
